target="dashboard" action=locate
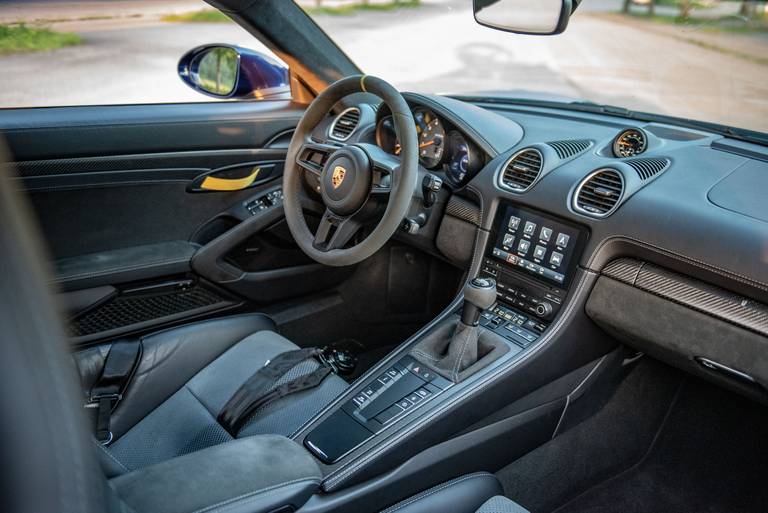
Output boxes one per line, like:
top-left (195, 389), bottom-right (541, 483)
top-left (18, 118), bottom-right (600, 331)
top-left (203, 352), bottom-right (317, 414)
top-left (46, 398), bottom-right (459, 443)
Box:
top-left (313, 91), bottom-right (768, 306)
top-left (374, 105), bottom-right (486, 187)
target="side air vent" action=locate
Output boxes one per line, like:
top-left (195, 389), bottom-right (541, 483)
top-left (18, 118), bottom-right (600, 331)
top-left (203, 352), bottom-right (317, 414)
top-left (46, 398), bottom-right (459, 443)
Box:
top-left (626, 157), bottom-right (670, 180)
top-left (546, 139), bottom-right (593, 159)
top-left (329, 107), bottom-right (361, 140)
top-left (574, 168), bottom-right (624, 217)
top-left (499, 148), bottom-right (543, 192)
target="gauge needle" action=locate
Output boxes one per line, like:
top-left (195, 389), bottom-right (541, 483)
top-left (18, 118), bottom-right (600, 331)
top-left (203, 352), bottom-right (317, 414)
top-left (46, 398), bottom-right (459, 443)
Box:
top-left (394, 140), bottom-right (432, 155)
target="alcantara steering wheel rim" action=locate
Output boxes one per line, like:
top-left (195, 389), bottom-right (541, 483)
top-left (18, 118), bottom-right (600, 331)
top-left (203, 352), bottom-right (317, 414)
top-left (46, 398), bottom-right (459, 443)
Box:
top-left (283, 75), bottom-right (419, 267)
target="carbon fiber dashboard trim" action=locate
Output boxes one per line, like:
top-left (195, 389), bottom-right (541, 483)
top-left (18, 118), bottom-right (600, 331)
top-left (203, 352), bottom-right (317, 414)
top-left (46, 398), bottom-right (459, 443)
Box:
top-left (445, 195), bottom-right (481, 226)
top-left (603, 258), bottom-right (768, 337)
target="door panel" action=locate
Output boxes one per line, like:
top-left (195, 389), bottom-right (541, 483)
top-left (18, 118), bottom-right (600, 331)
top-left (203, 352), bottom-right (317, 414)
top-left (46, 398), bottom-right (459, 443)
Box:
top-left (1, 100), bottom-right (356, 345)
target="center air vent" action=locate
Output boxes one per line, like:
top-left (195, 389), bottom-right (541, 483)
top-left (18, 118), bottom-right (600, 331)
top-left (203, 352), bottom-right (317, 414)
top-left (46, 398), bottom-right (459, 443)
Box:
top-left (499, 148), bottom-right (543, 192)
top-left (626, 157), bottom-right (670, 180)
top-left (329, 107), bottom-right (361, 140)
top-left (546, 139), bottom-right (593, 159)
top-left (574, 168), bottom-right (624, 217)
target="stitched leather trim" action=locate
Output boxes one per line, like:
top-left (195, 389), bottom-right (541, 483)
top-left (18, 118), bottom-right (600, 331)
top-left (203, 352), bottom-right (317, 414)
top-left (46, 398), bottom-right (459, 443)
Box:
top-left (381, 472), bottom-right (496, 513)
top-left (188, 478), bottom-right (320, 513)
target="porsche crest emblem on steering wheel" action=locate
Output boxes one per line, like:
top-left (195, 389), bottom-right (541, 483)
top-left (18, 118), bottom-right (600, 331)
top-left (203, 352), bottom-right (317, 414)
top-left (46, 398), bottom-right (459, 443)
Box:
top-left (331, 165), bottom-right (347, 189)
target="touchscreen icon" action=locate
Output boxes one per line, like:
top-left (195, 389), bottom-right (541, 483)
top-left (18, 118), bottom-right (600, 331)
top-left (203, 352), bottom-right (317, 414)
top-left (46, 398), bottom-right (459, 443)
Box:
top-left (550, 251), bottom-right (563, 267)
top-left (508, 216), bottom-right (521, 231)
top-left (518, 240), bottom-right (530, 254)
top-left (523, 221), bottom-right (537, 236)
top-left (502, 234), bottom-right (515, 247)
top-left (533, 245), bottom-right (547, 260)
top-left (556, 233), bottom-right (570, 248)
top-left (540, 227), bottom-right (553, 242)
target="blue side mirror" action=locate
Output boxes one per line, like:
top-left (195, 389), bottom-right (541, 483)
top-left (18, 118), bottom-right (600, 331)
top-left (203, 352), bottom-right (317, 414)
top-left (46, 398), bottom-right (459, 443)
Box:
top-left (178, 44), bottom-right (290, 100)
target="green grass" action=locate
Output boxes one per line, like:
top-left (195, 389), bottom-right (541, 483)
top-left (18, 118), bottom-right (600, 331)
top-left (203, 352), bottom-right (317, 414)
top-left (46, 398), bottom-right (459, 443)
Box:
top-left (0, 24), bottom-right (82, 55)
top-left (305, 0), bottom-right (421, 16)
top-left (160, 9), bottom-right (232, 23)
top-left (626, 11), bottom-right (768, 34)
top-left (161, 2), bottom-right (422, 22)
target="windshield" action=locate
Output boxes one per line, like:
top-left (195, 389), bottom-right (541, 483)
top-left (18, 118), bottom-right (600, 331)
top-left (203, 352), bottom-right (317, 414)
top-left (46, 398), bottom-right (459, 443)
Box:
top-left (306, 0), bottom-right (768, 134)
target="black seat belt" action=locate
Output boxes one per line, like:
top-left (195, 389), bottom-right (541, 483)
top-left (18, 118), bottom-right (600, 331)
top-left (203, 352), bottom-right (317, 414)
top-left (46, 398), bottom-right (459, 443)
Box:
top-left (218, 348), bottom-right (332, 436)
top-left (86, 340), bottom-right (142, 445)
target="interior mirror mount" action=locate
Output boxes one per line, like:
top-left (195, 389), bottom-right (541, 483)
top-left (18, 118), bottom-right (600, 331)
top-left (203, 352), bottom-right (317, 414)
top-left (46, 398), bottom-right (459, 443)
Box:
top-left (178, 44), bottom-right (290, 100)
top-left (473, 0), bottom-right (576, 36)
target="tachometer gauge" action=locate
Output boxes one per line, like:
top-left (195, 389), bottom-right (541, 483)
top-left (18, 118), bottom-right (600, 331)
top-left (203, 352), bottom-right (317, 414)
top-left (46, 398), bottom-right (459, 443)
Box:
top-left (375, 115), bottom-right (400, 155)
top-left (414, 108), bottom-right (446, 169)
top-left (613, 128), bottom-right (647, 158)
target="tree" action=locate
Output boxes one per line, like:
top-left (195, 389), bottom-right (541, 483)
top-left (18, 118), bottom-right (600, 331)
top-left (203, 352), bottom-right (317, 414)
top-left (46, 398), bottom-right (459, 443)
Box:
top-left (622, 0), bottom-right (632, 13)
top-left (677, 0), bottom-right (694, 21)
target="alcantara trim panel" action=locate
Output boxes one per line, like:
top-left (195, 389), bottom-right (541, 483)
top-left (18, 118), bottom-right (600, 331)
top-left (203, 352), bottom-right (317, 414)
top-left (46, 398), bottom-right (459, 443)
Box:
top-left (602, 258), bottom-right (768, 337)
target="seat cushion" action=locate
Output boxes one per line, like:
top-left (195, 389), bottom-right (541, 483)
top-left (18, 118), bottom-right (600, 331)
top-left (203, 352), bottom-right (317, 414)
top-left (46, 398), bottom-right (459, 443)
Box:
top-left (99, 327), bottom-right (347, 475)
top-left (75, 313), bottom-right (277, 439)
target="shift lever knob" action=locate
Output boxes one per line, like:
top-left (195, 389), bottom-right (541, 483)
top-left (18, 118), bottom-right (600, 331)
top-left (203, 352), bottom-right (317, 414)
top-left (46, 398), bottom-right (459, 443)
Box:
top-left (461, 277), bottom-right (497, 326)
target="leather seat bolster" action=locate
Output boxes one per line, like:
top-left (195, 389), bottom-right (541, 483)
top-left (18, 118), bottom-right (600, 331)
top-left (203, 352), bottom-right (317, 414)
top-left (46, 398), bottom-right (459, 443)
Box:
top-left (381, 472), bottom-right (504, 513)
top-left (74, 313), bottom-right (276, 438)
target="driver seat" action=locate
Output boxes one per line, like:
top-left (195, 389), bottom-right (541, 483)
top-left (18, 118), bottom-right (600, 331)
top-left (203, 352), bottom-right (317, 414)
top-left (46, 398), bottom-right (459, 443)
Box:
top-left (74, 314), bottom-right (349, 476)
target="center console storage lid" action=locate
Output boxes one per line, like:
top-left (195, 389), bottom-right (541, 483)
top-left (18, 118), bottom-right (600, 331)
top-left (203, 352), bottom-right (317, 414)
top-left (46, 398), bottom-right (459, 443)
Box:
top-left (110, 435), bottom-right (322, 513)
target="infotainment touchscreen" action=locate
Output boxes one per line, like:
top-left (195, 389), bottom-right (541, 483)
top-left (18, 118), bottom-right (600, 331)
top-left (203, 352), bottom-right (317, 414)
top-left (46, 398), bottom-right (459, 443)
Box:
top-left (488, 203), bottom-right (587, 288)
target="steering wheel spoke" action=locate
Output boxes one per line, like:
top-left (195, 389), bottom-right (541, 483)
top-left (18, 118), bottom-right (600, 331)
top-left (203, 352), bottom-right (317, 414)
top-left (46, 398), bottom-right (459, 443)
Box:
top-left (314, 209), bottom-right (361, 252)
top-left (296, 141), bottom-right (340, 177)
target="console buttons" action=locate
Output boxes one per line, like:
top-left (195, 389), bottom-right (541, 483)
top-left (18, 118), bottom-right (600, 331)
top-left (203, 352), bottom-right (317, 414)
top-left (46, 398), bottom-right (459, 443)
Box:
top-left (407, 393), bottom-right (423, 405)
top-left (397, 399), bottom-right (412, 411)
top-left (550, 251), bottom-right (563, 267)
top-left (363, 381), bottom-right (382, 398)
top-left (409, 364), bottom-right (436, 382)
top-left (533, 245), bottom-right (547, 260)
top-left (540, 227), bottom-right (553, 242)
top-left (508, 216), bottom-right (521, 230)
top-left (556, 233), bottom-right (570, 248)
top-left (518, 240), bottom-right (530, 254)
top-left (523, 221), bottom-right (537, 236)
top-left (414, 388), bottom-right (431, 399)
top-left (379, 374), bottom-right (393, 385)
top-left (503, 234), bottom-right (515, 247)
top-left (352, 393), bottom-right (368, 407)
top-left (386, 368), bottom-right (400, 378)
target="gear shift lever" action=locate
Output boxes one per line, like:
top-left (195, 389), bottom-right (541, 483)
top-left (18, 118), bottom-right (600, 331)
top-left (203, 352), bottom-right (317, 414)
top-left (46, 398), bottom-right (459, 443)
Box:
top-left (410, 277), bottom-right (499, 382)
top-left (461, 277), bottom-right (497, 326)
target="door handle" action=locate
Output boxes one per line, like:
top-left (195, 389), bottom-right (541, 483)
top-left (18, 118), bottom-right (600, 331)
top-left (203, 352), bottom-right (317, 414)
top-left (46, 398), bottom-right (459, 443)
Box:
top-left (200, 167), bottom-right (261, 191)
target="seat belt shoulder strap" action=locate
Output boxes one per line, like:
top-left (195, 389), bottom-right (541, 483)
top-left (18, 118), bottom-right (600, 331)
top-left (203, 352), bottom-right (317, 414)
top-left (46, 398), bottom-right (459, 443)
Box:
top-left (218, 348), bottom-right (332, 435)
top-left (87, 340), bottom-right (142, 445)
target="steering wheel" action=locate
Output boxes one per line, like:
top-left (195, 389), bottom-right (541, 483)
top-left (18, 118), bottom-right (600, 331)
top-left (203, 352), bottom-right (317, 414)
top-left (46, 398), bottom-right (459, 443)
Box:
top-left (284, 75), bottom-right (418, 267)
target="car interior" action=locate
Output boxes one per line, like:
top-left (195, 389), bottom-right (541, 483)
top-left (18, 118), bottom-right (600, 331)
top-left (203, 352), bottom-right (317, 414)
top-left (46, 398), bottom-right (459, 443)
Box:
top-left (1, 0), bottom-right (768, 512)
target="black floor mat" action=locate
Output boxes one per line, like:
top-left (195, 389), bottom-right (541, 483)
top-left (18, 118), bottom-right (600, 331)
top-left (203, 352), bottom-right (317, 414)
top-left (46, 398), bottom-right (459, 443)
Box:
top-left (497, 359), bottom-right (768, 513)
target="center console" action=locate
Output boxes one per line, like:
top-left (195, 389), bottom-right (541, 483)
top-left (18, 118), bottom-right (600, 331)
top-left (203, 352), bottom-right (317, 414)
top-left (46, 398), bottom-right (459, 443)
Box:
top-left (303, 200), bottom-right (589, 482)
top-left (478, 202), bottom-right (588, 347)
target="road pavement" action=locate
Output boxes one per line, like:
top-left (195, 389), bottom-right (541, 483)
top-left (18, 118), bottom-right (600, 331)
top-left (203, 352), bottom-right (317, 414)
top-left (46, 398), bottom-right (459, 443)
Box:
top-left (0, 0), bottom-right (766, 133)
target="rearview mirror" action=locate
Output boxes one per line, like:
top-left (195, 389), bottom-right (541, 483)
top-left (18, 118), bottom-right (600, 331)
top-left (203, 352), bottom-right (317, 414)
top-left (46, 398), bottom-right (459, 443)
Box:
top-left (473, 0), bottom-right (573, 35)
top-left (178, 44), bottom-right (290, 100)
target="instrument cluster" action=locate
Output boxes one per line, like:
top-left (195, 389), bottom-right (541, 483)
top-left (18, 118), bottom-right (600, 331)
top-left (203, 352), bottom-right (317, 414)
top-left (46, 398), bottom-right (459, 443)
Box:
top-left (375, 106), bottom-right (484, 187)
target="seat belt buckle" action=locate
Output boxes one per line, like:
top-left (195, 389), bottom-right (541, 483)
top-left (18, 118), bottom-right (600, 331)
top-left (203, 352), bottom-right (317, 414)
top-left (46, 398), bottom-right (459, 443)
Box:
top-left (84, 393), bottom-right (122, 409)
